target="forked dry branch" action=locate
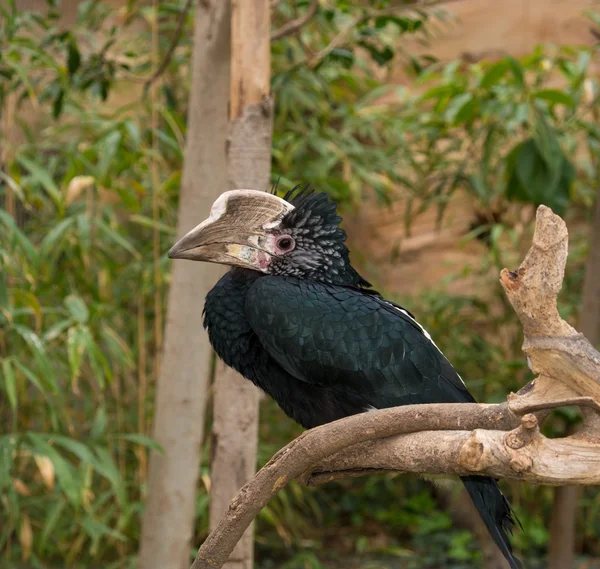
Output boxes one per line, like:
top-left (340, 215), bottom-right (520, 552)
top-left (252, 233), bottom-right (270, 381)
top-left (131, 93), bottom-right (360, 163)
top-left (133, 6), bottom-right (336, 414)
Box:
top-left (190, 205), bottom-right (600, 569)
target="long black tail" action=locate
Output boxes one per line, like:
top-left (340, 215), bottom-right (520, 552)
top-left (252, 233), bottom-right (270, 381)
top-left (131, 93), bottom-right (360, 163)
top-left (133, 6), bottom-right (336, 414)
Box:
top-left (461, 475), bottom-right (522, 569)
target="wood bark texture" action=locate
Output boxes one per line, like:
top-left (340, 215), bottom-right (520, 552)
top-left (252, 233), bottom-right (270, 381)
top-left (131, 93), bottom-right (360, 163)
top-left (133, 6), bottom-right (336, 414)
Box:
top-left (139, 3), bottom-right (231, 569)
top-left (209, 363), bottom-right (260, 569)
top-left (548, 484), bottom-right (579, 569)
top-left (208, 2), bottom-right (272, 569)
top-left (229, 0), bottom-right (271, 120)
top-left (548, 190), bottom-right (600, 569)
top-left (190, 206), bottom-right (600, 569)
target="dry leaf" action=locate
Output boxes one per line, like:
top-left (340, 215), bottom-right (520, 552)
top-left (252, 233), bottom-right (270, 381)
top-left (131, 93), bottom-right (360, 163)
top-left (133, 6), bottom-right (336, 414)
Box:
top-left (34, 455), bottom-right (55, 491)
top-left (201, 473), bottom-right (211, 493)
top-left (20, 514), bottom-right (33, 561)
top-left (12, 478), bottom-right (31, 496)
top-left (66, 175), bottom-right (95, 205)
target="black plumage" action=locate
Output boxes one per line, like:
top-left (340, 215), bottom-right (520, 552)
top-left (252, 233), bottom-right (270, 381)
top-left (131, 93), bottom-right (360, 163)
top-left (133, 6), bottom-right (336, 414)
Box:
top-left (171, 186), bottom-right (521, 569)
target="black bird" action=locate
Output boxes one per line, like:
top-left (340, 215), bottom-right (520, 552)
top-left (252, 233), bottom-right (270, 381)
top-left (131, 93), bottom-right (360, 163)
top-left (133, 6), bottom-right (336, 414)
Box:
top-left (168, 186), bottom-right (521, 569)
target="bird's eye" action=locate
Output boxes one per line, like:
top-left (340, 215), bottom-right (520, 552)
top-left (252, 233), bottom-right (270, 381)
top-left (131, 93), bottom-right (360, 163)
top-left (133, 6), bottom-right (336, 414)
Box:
top-left (276, 235), bottom-right (295, 253)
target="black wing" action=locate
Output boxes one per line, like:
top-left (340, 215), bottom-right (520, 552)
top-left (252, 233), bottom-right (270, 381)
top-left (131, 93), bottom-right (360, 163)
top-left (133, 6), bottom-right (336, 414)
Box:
top-left (245, 277), bottom-right (474, 410)
top-left (246, 277), bottom-right (521, 569)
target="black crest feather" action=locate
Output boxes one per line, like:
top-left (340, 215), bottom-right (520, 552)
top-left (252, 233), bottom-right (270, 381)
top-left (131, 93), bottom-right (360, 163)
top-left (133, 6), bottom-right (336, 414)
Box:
top-left (283, 182), bottom-right (315, 203)
top-left (270, 176), bottom-right (281, 195)
top-left (268, 184), bottom-right (371, 288)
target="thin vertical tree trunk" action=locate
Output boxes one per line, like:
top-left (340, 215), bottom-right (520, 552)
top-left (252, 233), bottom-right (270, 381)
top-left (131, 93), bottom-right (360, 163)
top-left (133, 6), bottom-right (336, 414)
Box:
top-left (139, 3), bottom-right (231, 569)
top-left (548, 485), bottom-right (579, 569)
top-left (208, 2), bottom-right (272, 569)
top-left (579, 193), bottom-right (600, 346)
top-left (548, 191), bottom-right (600, 569)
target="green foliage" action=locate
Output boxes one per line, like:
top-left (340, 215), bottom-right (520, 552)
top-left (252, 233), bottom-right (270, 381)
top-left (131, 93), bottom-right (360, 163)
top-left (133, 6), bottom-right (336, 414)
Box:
top-left (1, 0), bottom-right (599, 567)
top-left (270, 4), bottom-right (600, 244)
top-left (397, 44), bottom-right (600, 231)
top-left (1, 0), bottom-right (124, 117)
top-left (270, 1), bottom-right (448, 202)
top-left (505, 133), bottom-right (574, 214)
top-left (0, 2), bottom-right (183, 563)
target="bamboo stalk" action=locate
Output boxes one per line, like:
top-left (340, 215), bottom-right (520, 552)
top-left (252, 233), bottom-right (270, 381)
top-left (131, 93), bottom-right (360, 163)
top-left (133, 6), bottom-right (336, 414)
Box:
top-left (151, 0), bottom-right (163, 384)
top-left (1, 93), bottom-right (16, 219)
top-left (137, 295), bottom-right (148, 485)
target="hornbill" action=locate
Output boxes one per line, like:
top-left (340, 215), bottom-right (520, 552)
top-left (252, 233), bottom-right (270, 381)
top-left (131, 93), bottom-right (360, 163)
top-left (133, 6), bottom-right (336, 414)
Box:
top-left (168, 186), bottom-right (522, 569)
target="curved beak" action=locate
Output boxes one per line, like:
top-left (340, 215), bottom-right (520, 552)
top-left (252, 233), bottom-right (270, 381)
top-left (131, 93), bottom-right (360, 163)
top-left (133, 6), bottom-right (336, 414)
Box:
top-left (168, 189), bottom-right (293, 270)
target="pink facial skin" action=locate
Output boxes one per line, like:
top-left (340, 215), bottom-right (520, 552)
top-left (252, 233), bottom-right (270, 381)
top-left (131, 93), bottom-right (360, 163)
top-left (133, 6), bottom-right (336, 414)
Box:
top-left (257, 250), bottom-right (271, 270)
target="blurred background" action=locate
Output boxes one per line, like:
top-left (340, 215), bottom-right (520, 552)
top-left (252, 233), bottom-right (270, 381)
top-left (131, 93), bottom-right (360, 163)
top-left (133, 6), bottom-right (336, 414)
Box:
top-left (1, 0), bottom-right (600, 568)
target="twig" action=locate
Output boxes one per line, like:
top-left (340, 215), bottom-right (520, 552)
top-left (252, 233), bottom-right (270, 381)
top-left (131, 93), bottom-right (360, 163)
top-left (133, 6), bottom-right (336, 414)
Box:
top-left (303, 0), bottom-right (452, 68)
top-left (144, 0), bottom-right (193, 91)
top-left (307, 12), bottom-right (365, 68)
top-left (271, 0), bottom-right (319, 41)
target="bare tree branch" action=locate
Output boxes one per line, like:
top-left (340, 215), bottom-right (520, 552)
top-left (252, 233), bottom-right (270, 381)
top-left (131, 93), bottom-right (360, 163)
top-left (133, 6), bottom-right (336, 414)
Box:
top-left (190, 206), bottom-right (600, 569)
top-left (306, 412), bottom-right (600, 486)
top-left (191, 403), bottom-right (519, 569)
top-left (500, 209), bottom-right (600, 408)
top-left (271, 0), bottom-right (319, 41)
top-left (144, 0), bottom-right (194, 92)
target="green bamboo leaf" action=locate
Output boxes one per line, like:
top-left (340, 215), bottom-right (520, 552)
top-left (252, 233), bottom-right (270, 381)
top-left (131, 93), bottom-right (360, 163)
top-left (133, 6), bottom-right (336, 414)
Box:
top-left (577, 50), bottom-right (591, 75)
top-left (67, 326), bottom-right (85, 387)
top-left (0, 171), bottom-right (25, 201)
top-left (12, 325), bottom-right (55, 382)
top-left (76, 213), bottom-right (91, 252)
top-left (445, 93), bottom-right (473, 124)
top-left (41, 499), bottom-right (67, 551)
top-left (26, 433), bottom-right (80, 506)
top-left (90, 407), bottom-right (107, 439)
top-left (40, 217), bottom-right (75, 258)
top-left (94, 219), bottom-right (141, 259)
top-left (155, 128), bottom-right (182, 156)
top-left (17, 156), bottom-right (63, 210)
top-left (13, 360), bottom-right (55, 396)
top-left (64, 295), bottom-right (89, 324)
top-left (83, 329), bottom-right (108, 388)
top-left (12, 361), bottom-right (58, 430)
top-left (97, 130), bottom-right (123, 180)
top-left (6, 60), bottom-right (39, 105)
top-left (12, 290), bottom-right (42, 324)
top-left (258, 505), bottom-right (278, 526)
top-left (52, 435), bottom-right (96, 465)
top-left (43, 318), bottom-right (74, 342)
top-left (67, 38), bottom-right (81, 75)
top-left (129, 214), bottom-right (176, 235)
top-left (88, 488), bottom-right (115, 512)
top-left (93, 446), bottom-right (125, 504)
top-left (83, 515), bottom-right (127, 543)
top-left (124, 119), bottom-right (141, 149)
top-left (532, 89), bottom-right (574, 108)
top-left (480, 60), bottom-right (509, 89)
top-left (117, 433), bottom-right (163, 453)
top-left (0, 435), bottom-right (17, 491)
top-left (0, 271), bottom-right (8, 309)
top-left (1, 358), bottom-right (18, 410)
top-left (100, 325), bottom-right (134, 368)
top-left (506, 56), bottom-right (525, 88)
top-left (0, 210), bottom-right (38, 262)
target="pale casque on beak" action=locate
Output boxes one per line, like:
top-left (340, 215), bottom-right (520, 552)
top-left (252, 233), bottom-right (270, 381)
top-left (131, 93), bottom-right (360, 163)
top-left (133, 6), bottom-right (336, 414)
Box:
top-left (167, 189), bottom-right (294, 271)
